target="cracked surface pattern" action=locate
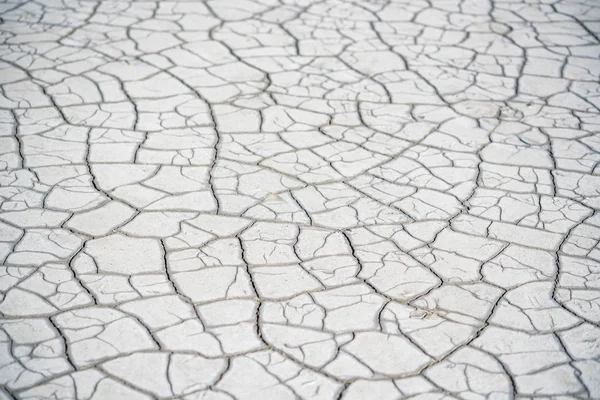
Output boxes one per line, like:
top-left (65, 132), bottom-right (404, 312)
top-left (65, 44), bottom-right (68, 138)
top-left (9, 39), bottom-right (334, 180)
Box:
top-left (0, 0), bottom-right (600, 399)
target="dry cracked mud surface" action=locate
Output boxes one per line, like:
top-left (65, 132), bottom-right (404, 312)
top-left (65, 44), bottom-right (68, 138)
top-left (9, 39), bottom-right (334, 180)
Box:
top-left (0, 0), bottom-right (600, 399)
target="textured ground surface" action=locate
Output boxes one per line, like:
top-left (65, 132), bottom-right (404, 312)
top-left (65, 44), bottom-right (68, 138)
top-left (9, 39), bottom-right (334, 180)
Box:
top-left (1, 0), bottom-right (600, 399)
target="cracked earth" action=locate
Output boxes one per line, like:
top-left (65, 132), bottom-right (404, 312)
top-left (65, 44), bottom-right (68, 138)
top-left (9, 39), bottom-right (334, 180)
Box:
top-left (0, 0), bottom-right (599, 399)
